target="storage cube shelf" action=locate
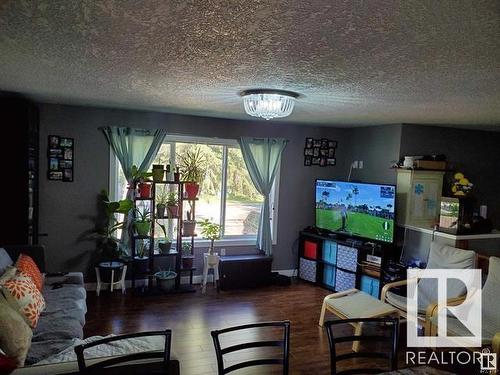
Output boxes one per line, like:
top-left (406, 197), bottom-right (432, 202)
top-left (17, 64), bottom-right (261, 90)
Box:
top-left (298, 231), bottom-right (398, 297)
top-left (299, 258), bottom-right (317, 283)
top-left (322, 241), bottom-right (337, 264)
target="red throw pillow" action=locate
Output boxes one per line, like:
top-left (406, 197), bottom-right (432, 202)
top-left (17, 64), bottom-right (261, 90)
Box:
top-left (15, 254), bottom-right (43, 291)
top-left (0, 353), bottom-right (17, 374)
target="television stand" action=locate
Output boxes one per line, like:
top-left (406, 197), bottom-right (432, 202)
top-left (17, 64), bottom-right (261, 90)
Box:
top-left (297, 230), bottom-right (400, 298)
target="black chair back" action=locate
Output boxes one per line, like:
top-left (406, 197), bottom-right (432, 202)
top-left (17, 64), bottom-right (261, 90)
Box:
top-left (211, 320), bottom-right (290, 375)
top-left (324, 317), bottom-right (399, 375)
top-left (74, 330), bottom-right (173, 374)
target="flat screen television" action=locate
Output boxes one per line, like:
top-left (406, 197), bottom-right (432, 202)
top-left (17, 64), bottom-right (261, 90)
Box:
top-left (315, 180), bottom-right (396, 243)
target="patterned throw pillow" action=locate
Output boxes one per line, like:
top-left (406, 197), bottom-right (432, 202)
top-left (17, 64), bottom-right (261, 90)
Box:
top-left (1, 271), bottom-right (46, 328)
top-left (15, 254), bottom-right (43, 291)
top-left (0, 294), bottom-right (33, 367)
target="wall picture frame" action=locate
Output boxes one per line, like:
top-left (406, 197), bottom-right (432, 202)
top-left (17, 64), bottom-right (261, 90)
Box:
top-left (303, 137), bottom-right (338, 167)
top-left (47, 135), bottom-right (74, 182)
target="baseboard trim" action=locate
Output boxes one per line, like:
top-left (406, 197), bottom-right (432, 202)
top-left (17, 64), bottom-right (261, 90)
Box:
top-left (84, 269), bottom-right (297, 292)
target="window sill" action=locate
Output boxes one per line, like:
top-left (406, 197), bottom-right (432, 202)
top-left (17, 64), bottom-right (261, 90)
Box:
top-left (194, 238), bottom-right (256, 247)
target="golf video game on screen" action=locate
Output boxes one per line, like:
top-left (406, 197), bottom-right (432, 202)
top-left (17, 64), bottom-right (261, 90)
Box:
top-left (315, 180), bottom-right (396, 243)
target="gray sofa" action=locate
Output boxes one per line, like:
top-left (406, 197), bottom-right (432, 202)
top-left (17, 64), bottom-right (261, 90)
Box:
top-left (2, 245), bottom-right (87, 365)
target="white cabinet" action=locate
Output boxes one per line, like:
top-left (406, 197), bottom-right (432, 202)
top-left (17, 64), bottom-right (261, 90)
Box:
top-left (396, 170), bottom-right (444, 228)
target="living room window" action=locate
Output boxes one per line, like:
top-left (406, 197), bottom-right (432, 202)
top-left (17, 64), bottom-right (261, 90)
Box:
top-left (109, 134), bottom-right (279, 246)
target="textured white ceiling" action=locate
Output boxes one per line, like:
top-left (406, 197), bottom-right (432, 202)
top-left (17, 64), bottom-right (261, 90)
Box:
top-left (0, 0), bottom-right (499, 127)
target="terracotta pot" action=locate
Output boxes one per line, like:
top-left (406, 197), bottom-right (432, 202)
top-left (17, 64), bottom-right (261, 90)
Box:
top-left (138, 182), bottom-right (152, 198)
top-left (167, 205), bottom-right (179, 218)
top-left (184, 183), bottom-right (199, 200)
top-left (182, 256), bottom-right (194, 269)
top-left (183, 220), bottom-right (196, 236)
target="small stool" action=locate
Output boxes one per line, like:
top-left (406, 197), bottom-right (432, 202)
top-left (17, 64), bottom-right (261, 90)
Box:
top-left (202, 253), bottom-right (220, 294)
top-left (318, 288), bottom-right (399, 352)
top-left (95, 261), bottom-right (127, 296)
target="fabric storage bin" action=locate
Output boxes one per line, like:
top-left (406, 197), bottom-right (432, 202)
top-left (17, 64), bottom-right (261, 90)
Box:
top-left (337, 245), bottom-right (358, 272)
top-left (322, 240), bottom-right (337, 264)
top-left (322, 264), bottom-right (336, 288)
top-left (303, 240), bottom-right (318, 260)
top-left (299, 257), bottom-right (317, 283)
top-left (335, 268), bottom-right (356, 291)
top-left (360, 275), bottom-right (380, 298)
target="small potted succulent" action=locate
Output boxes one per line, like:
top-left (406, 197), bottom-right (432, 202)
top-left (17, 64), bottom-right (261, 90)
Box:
top-left (156, 187), bottom-right (168, 218)
top-left (178, 148), bottom-right (206, 200)
top-left (166, 192), bottom-right (179, 218)
top-left (199, 219), bottom-right (221, 255)
top-left (156, 220), bottom-right (172, 254)
top-left (181, 242), bottom-right (194, 269)
top-left (130, 165), bottom-right (153, 198)
top-left (134, 208), bottom-right (152, 236)
top-left (182, 210), bottom-right (196, 236)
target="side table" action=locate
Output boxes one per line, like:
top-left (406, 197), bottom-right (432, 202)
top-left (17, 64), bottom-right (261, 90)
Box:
top-left (202, 253), bottom-right (220, 294)
top-left (95, 261), bottom-right (127, 296)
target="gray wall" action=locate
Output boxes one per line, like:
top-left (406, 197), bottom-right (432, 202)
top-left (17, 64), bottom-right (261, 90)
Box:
top-left (38, 104), bottom-right (349, 277)
top-left (37, 105), bottom-right (500, 277)
top-left (400, 124), bottom-right (500, 227)
top-left (343, 124), bottom-right (402, 185)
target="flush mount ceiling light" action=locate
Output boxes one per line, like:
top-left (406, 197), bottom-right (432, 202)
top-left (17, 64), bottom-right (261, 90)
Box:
top-left (240, 89), bottom-right (299, 120)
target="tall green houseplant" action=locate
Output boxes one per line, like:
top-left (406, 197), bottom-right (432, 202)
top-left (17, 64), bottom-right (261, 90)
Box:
top-left (95, 190), bottom-right (133, 262)
top-left (178, 147), bottom-right (207, 199)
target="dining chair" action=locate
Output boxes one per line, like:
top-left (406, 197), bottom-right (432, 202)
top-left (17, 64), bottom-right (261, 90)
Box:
top-left (74, 330), bottom-right (177, 374)
top-left (324, 317), bottom-right (399, 375)
top-left (211, 320), bottom-right (290, 374)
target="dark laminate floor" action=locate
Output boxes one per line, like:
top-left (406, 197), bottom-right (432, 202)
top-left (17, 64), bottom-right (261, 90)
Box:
top-left (83, 280), bottom-right (461, 375)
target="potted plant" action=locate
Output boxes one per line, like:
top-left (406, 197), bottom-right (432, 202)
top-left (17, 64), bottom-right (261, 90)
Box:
top-left (166, 192), bottom-right (179, 218)
top-left (178, 148), bottom-right (206, 199)
top-left (155, 269), bottom-right (177, 291)
top-left (199, 219), bottom-right (221, 255)
top-left (182, 210), bottom-right (196, 236)
top-left (134, 239), bottom-right (149, 273)
top-left (156, 220), bottom-right (172, 254)
top-left (130, 165), bottom-right (153, 198)
top-left (181, 242), bottom-right (194, 269)
top-left (151, 164), bottom-right (165, 183)
top-left (156, 186), bottom-right (168, 218)
top-left (93, 190), bottom-right (133, 264)
top-left (134, 208), bottom-right (152, 236)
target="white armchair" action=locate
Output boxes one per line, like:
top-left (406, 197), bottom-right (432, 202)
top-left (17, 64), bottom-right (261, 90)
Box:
top-left (427, 256), bottom-right (500, 356)
top-left (381, 241), bottom-right (477, 333)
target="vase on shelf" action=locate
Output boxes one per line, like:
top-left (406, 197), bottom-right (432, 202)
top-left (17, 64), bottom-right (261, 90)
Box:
top-left (185, 182), bottom-right (199, 200)
top-left (156, 204), bottom-right (166, 218)
top-left (138, 182), bottom-right (152, 198)
top-left (152, 164), bottom-right (165, 183)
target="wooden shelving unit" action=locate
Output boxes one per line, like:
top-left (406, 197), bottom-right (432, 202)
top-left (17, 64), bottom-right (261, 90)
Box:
top-left (130, 180), bottom-right (196, 293)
